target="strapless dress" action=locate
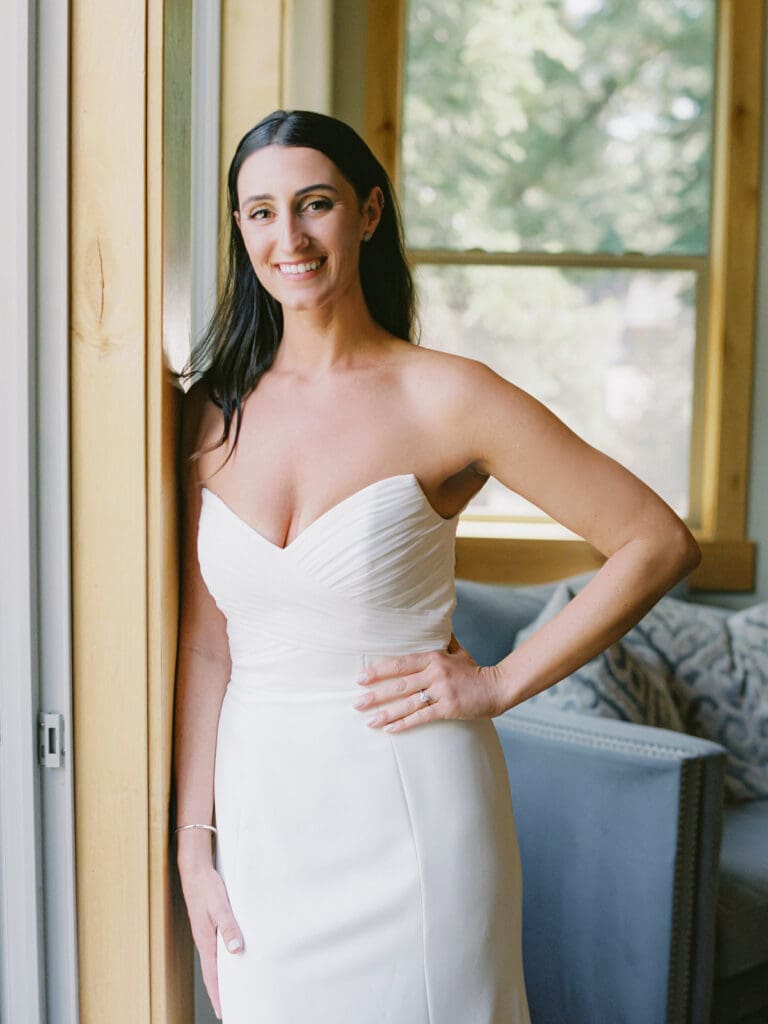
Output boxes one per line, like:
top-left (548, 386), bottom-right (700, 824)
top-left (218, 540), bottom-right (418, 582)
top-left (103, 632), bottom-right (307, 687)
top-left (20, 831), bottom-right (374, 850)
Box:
top-left (197, 473), bottom-right (530, 1023)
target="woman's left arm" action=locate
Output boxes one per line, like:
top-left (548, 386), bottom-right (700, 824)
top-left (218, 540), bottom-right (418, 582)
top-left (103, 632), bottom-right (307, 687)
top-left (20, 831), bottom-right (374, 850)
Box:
top-left (356, 359), bottom-right (701, 729)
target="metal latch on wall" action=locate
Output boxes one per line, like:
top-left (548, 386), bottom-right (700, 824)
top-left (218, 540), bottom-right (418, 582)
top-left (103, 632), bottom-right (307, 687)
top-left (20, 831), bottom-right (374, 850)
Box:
top-left (38, 712), bottom-right (65, 768)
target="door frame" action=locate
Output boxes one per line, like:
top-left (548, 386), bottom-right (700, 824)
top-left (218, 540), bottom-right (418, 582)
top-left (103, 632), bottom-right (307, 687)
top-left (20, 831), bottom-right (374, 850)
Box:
top-left (0, 1), bottom-right (79, 1021)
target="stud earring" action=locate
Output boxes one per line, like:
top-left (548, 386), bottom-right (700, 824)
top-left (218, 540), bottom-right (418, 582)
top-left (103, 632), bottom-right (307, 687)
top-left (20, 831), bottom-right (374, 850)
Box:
top-left (363, 231), bottom-right (372, 242)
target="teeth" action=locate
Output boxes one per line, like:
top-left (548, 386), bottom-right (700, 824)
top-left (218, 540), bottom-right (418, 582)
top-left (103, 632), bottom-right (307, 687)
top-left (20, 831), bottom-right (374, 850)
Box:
top-left (279, 259), bottom-right (322, 275)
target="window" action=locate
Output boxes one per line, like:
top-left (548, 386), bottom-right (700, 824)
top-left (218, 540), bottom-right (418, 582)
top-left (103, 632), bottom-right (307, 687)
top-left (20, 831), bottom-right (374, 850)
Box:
top-left (365, 0), bottom-right (762, 589)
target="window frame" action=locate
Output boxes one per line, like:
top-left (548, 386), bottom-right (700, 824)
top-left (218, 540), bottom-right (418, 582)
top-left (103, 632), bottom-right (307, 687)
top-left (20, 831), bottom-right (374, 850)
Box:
top-left (365, 0), bottom-right (762, 591)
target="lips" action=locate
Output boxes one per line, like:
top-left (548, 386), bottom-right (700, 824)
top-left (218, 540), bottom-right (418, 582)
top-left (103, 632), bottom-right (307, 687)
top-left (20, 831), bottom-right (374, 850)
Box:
top-left (276, 257), bottom-right (327, 276)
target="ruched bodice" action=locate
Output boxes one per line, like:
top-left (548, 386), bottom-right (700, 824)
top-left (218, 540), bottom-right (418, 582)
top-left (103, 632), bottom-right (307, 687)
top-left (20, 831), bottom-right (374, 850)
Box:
top-left (198, 472), bottom-right (530, 1024)
top-left (198, 473), bottom-right (460, 694)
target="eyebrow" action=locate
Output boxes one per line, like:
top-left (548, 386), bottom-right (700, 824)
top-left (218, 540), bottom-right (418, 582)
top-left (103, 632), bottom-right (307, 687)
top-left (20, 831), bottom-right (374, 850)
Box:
top-left (241, 183), bottom-right (339, 205)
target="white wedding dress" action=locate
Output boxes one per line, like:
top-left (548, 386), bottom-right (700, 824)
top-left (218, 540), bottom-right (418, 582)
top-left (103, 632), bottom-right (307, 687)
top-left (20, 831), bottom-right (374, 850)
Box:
top-left (197, 472), bottom-right (531, 1023)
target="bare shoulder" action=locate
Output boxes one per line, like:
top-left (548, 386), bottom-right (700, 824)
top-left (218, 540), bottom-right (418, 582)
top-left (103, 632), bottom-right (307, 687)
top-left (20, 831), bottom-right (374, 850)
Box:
top-left (396, 341), bottom-right (593, 482)
top-left (398, 342), bottom-right (528, 419)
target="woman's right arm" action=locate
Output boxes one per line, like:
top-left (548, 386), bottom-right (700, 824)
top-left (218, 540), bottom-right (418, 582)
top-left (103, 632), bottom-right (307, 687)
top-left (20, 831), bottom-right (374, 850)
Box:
top-left (173, 387), bottom-right (242, 1020)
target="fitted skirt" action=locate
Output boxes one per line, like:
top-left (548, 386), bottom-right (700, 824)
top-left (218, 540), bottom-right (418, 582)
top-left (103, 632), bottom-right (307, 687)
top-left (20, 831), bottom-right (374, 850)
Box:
top-left (213, 659), bottom-right (531, 1024)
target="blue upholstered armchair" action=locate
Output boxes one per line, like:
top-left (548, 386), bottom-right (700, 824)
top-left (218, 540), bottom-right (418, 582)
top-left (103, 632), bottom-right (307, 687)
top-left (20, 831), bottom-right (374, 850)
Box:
top-left (453, 577), bottom-right (768, 1024)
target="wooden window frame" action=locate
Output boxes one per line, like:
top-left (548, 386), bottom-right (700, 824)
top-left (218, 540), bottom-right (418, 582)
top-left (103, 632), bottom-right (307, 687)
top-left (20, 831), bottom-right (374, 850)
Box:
top-left (365, 0), bottom-right (763, 591)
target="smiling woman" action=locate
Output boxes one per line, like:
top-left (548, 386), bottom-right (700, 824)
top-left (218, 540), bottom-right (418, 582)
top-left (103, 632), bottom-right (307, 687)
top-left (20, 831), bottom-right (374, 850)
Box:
top-left (171, 109), bottom-right (699, 1024)
top-left (234, 148), bottom-right (381, 309)
top-left (178, 110), bottom-right (414, 465)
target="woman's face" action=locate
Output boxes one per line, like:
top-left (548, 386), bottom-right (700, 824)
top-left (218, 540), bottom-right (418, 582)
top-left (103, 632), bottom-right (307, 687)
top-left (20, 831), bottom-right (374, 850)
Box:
top-left (233, 145), bottom-right (382, 313)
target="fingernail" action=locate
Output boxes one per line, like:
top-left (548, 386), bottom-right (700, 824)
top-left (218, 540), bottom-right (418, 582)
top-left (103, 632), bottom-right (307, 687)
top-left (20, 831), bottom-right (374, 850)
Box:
top-left (352, 696), bottom-right (368, 708)
top-left (366, 715), bottom-right (380, 727)
top-left (355, 672), bottom-right (369, 685)
top-left (227, 938), bottom-right (242, 952)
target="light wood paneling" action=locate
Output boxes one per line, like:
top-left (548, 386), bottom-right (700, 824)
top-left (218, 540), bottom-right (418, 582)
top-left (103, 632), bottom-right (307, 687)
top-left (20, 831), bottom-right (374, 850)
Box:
top-left (364, 0), bottom-right (405, 179)
top-left (220, 0), bottom-right (284, 166)
top-left (455, 536), bottom-right (755, 591)
top-left (456, 537), bottom-right (605, 584)
top-left (218, 0), bottom-right (286, 269)
top-left (70, 1), bottom-right (193, 1020)
top-left (70, 1), bottom-right (150, 1020)
top-left (702, 0), bottom-right (764, 540)
top-left (688, 538), bottom-right (756, 591)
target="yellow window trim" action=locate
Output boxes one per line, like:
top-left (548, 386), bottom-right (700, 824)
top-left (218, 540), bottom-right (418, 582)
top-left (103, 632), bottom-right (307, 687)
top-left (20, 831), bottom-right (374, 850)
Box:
top-left (365, 0), bottom-right (763, 591)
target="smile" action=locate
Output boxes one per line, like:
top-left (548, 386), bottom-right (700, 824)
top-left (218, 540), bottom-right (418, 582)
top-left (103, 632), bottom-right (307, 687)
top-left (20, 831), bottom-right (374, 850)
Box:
top-left (276, 257), bottom-right (326, 276)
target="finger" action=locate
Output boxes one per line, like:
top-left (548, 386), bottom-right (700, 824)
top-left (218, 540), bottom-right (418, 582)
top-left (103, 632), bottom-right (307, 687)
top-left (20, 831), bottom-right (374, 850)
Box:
top-left (357, 652), bottom-right (431, 685)
top-left (353, 667), bottom-right (431, 710)
top-left (199, 953), bottom-right (222, 1019)
top-left (213, 903), bottom-right (244, 955)
top-left (367, 689), bottom-right (440, 729)
top-left (383, 703), bottom-right (438, 733)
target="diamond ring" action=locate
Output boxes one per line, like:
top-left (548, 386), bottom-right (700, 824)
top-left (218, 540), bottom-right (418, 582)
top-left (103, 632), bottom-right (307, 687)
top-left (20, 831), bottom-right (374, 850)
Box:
top-left (417, 689), bottom-right (432, 705)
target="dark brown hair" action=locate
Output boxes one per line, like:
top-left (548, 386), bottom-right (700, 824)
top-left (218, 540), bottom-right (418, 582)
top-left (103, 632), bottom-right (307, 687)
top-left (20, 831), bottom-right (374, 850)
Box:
top-left (174, 109), bottom-right (417, 463)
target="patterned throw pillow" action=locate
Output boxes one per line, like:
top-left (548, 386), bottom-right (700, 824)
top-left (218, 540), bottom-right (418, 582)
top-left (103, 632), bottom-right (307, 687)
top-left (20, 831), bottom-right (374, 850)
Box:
top-left (621, 596), bottom-right (768, 801)
top-left (511, 584), bottom-right (768, 802)
top-left (512, 583), bottom-right (683, 733)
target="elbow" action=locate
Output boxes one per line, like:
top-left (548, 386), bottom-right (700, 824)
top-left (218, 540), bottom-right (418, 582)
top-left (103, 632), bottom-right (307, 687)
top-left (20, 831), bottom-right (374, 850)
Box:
top-left (664, 518), bottom-right (702, 581)
top-left (629, 515), bottom-right (701, 592)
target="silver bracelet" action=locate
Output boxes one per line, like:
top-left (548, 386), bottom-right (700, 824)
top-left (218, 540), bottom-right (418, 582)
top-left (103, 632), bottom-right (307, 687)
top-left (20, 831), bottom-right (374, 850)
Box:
top-left (175, 823), bottom-right (217, 835)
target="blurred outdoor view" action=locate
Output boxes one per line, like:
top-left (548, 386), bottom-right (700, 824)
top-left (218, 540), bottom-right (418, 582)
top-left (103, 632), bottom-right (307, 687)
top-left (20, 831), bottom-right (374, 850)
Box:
top-left (401, 0), bottom-right (715, 522)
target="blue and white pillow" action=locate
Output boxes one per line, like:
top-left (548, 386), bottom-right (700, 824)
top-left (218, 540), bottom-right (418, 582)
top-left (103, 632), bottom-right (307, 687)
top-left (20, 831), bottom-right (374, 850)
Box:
top-left (513, 583), bottom-right (683, 733)
top-left (512, 584), bottom-right (768, 801)
top-left (622, 596), bottom-right (768, 801)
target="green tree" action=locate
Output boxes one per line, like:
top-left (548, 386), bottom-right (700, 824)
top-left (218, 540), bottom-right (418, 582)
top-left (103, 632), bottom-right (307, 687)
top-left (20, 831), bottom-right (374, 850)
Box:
top-left (401, 0), bottom-right (713, 517)
top-left (402, 0), bottom-right (714, 254)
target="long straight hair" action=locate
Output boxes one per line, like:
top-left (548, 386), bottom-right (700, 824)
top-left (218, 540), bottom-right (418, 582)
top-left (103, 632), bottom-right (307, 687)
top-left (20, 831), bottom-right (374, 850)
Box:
top-left (175, 109), bottom-right (417, 463)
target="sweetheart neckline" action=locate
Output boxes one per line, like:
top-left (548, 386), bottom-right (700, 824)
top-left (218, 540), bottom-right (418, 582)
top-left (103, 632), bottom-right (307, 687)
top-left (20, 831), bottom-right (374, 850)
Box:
top-left (200, 473), bottom-right (459, 552)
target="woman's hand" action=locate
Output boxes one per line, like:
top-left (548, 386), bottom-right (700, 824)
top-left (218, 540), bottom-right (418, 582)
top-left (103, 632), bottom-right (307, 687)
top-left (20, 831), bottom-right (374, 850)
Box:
top-left (178, 861), bottom-right (244, 1021)
top-left (353, 634), bottom-right (505, 733)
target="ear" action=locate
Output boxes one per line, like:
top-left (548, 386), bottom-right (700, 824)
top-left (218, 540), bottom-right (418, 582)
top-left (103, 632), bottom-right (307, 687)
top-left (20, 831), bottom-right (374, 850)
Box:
top-left (361, 186), bottom-right (384, 241)
top-left (233, 209), bottom-right (241, 231)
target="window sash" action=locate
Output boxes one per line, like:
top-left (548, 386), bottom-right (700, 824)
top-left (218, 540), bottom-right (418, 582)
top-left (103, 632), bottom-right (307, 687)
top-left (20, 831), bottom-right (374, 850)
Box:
top-left (365, 0), bottom-right (762, 590)
top-left (410, 248), bottom-right (709, 529)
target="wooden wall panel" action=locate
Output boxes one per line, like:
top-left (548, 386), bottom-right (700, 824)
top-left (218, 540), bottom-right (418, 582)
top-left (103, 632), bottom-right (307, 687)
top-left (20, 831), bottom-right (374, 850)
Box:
top-left (702, 0), bottom-right (765, 540)
top-left (218, 0), bottom-right (286, 269)
top-left (364, 0), bottom-right (405, 180)
top-left (70, 1), bottom-right (150, 1020)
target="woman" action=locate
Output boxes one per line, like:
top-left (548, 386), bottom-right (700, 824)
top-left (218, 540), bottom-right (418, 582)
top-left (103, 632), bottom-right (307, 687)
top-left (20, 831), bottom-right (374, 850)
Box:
top-left (173, 109), bottom-right (700, 1023)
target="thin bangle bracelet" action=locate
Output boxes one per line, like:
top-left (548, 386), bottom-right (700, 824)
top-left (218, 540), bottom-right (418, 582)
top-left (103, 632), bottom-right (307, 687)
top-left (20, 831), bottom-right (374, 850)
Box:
top-left (175, 823), bottom-right (217, 835)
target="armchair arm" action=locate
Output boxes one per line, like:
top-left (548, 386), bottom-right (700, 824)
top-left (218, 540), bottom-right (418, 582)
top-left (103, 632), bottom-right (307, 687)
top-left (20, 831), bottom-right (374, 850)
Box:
top-left (494, 707), bottom-right (727, 1024)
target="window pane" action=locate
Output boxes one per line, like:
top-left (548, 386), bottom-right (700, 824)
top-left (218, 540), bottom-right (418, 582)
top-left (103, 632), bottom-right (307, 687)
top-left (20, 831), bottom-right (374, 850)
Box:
top-left (415, 264), bottom-right (696, 518)
top-left (402, 0), bottom-right (715, 255)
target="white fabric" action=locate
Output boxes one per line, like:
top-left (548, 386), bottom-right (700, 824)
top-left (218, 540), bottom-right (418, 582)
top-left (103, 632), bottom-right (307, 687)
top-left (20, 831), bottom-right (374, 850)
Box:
top-left (197, 473), bottom-right (531, 1023)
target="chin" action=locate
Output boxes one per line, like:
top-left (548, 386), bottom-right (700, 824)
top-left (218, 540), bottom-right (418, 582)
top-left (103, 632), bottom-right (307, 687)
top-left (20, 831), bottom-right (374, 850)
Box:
top-left (276, 284), bottom-right (338, 313)
top-left (277, 290), bottom-right (327, 311)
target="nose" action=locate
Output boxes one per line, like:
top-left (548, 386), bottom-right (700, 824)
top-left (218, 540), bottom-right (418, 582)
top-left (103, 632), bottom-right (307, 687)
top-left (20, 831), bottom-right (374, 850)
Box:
top-left (278, 211), bottom-right (309, 254)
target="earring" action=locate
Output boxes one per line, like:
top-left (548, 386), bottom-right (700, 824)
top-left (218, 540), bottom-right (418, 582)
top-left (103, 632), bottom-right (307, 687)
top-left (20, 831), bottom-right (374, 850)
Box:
top-left (363, 231), bottom-right (372, 242)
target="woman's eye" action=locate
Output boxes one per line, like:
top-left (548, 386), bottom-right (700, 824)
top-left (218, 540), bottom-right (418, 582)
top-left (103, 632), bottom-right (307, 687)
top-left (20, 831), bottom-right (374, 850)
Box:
top-left (248, 208), bottom-right (271, 220)
top-left (303, 198), bottom-right (333, 213)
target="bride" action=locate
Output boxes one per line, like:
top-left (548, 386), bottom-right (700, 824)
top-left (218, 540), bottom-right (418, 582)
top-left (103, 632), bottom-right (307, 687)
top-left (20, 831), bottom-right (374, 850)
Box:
top-left (173, 109), bottom-right (700, 1023)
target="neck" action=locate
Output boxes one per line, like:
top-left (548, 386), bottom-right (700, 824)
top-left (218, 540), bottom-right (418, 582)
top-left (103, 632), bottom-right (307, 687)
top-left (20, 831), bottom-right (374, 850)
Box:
top-left (273, 287), bottom-right (387, 375)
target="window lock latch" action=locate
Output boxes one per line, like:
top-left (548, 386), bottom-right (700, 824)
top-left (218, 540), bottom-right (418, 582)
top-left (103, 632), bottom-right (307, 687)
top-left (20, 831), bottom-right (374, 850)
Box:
top-left (38, 712), bottom-right (65, 768)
